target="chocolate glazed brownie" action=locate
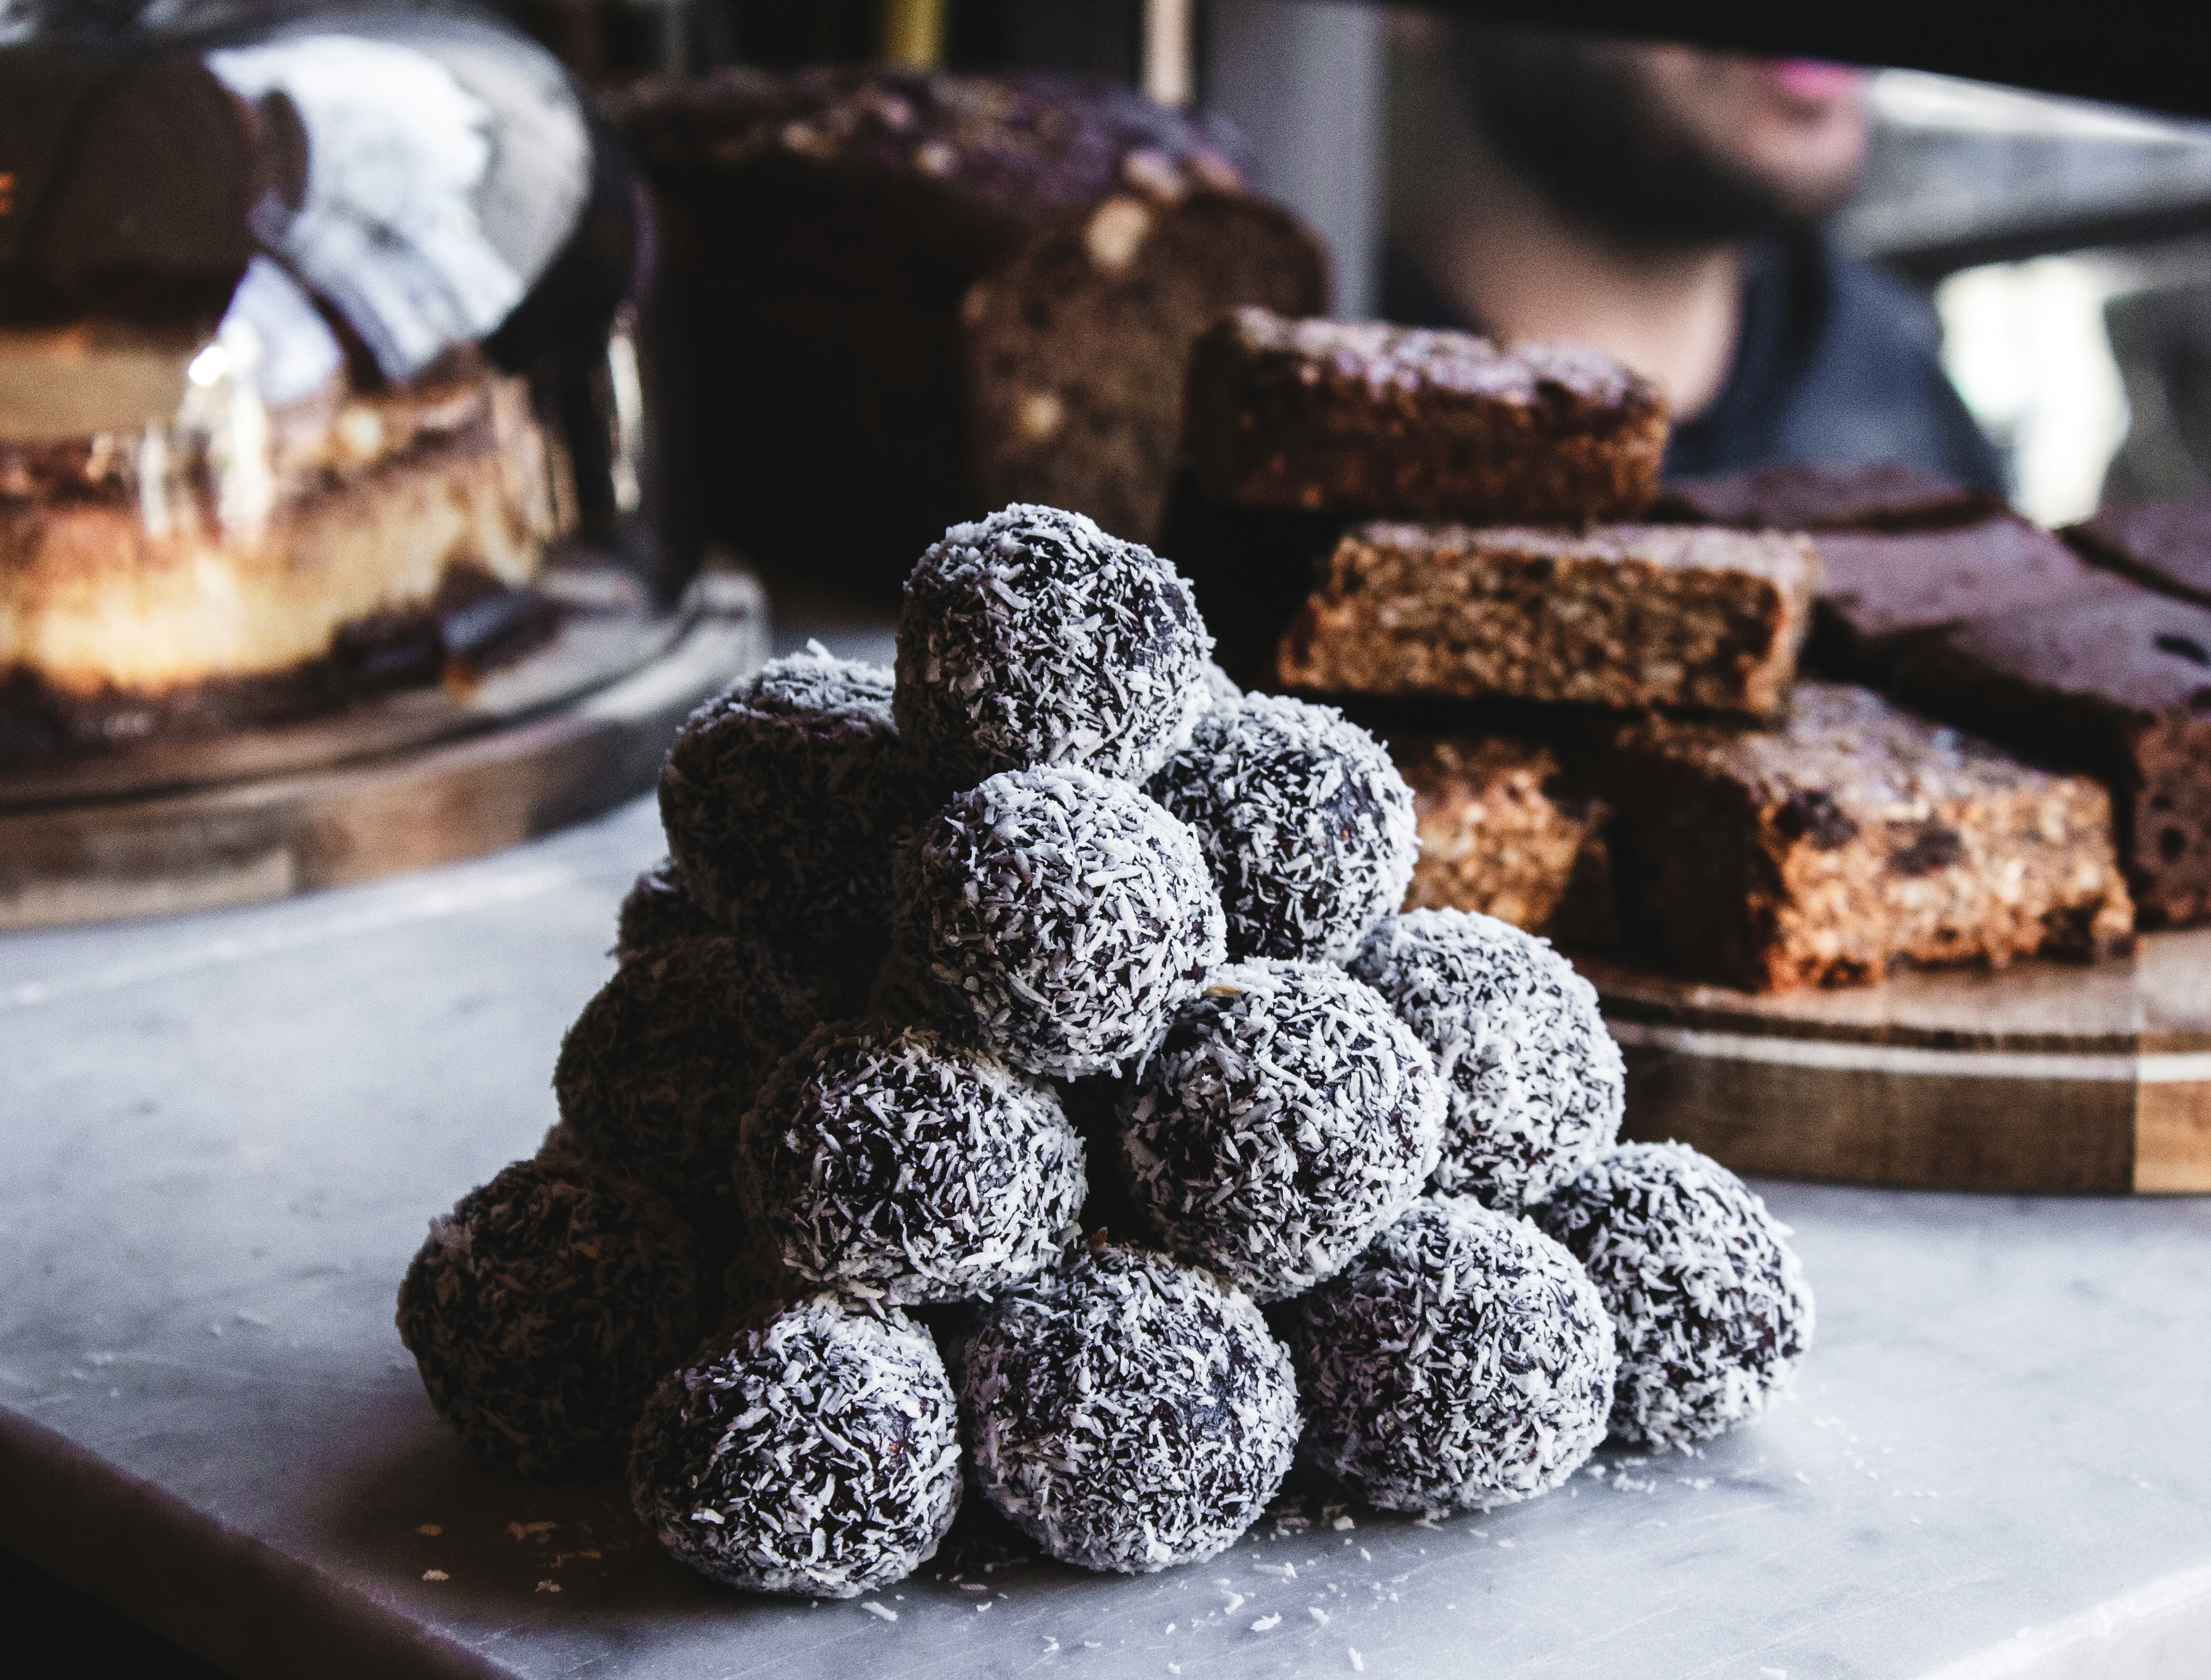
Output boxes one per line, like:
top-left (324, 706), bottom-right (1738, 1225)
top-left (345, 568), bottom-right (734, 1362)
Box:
top-left (2064, 494), bottom-right (2211, 604)
top-left (1652, 460), bottom-right (2006, 532)
top-left (609, 68), bottom-right (1327, 577)
top-left (1595, 683), bottom-right (2134, 992)
top-left (1888, 589), bottom-right (2211, 927)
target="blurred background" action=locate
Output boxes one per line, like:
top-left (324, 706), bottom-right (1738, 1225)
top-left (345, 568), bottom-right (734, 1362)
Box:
top-left (495, 0), bottom-right (2211, 526)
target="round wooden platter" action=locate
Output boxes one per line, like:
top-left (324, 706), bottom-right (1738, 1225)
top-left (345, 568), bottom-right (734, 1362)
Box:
top-left (0, 563), bottom-right (766, 931)
top-left (1581, 938), bottom-right (2211, 1195)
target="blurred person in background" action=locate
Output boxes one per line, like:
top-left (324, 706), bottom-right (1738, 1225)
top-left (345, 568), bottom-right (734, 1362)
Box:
top-left (1386, 19), bottom-right (2005, 490)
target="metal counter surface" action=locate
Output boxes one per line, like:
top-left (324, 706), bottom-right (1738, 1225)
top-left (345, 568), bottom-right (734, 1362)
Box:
top-left (4, 788), bottom-right (2209, 1680)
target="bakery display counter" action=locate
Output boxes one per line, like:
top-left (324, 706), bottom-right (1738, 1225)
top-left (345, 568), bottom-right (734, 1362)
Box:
top-left (4, 775), bottom-right (2207, 1680)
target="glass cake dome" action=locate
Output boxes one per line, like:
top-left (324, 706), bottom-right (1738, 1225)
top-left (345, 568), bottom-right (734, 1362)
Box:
top-left (0, 0), bottom-right (660, 761)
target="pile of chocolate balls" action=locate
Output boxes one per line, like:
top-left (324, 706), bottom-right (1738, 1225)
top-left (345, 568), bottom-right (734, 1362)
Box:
top-left (397, 504), bottom-right (1814, 1598)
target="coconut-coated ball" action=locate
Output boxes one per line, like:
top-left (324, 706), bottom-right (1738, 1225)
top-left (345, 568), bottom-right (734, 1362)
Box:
top-left (951, 1245), bottom-right (1300, 1573)
top-left (1120, 959), bottom-right (1443, 1302)
top-left (659, 647), bottom-right (939, 980)
top-left (895, 765), bottom-right (1226, 1079)
top-left (1532, 1142), bottom-right (1814, 1448)
top-left (1282, 1194), bottom-right (1615, 1513)
top-left (552, 934), bottom-right (823, 1237)
top-left (1149, 694), bottom-right (1417, 962)
top-left (613, 856), bottom-right (720, 962)
top-left (395, 1158), bottom-right (705, 1478)
top-left (893, 504), bottom-right (1214, 786)
top-left (739, 1020), bottom-right (1086, 1303)
top-left (1349, 909), bottom-right (1623, 1212)
top-left (630, 1293), bottom-right (961, 1597)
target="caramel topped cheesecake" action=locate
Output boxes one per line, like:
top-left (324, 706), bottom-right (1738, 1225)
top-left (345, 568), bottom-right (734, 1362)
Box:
top-left (0, 264), bottom-right (563, 757)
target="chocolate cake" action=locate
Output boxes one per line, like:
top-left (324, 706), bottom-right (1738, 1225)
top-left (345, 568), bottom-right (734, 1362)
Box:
top-left (1278, 522), bottom-right (1821, 717)
top-left (1888, 590), bottom-right (2211, 927)
top-left (608, 68), bottom-right (1328, 578)
top-left (1653, 459), bottom-right (2006, 531)
top-left (1597, 682), bottom-right (2137, 990)
top-left (1182, 309), bottom-right (1666, 523)
top-left (1808, 517), bottom-right (2125, 677)
top-left (2065, 494), bottom-right (2211, 604)
top-left (1391, 734), bottom-right (1615, 944)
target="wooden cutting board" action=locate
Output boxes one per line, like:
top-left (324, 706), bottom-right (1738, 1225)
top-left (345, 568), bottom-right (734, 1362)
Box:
top-left (1585, 937), bottom-right (2211, 1194)
top-left (0, 565), bottom-right (765, 931)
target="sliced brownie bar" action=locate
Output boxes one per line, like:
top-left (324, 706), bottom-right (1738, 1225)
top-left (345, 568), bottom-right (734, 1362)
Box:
top-left (1276, 522), bottom-right (1821, 717)
top-left (1810, 516), bottom-right (2127, 676)
top-left (1888, 589), bottom-right (2211, 926)
top-left (1181, 309), bottom-right (1667, 522)
top-left (2064, 494), bottom-right (2211, 603)
top-left (1596, 683), bottom-right (2134, 992)
top-left (1393, 734), bottom-right (1616, 945)
top-left (1653, 460), bottom-right (2006, 531)
top-left (610, 69), bottom-right (1327, 578)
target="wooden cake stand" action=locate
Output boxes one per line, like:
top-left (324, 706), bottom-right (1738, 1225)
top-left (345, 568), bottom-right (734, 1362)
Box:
top-left (1588, 938), bottom-right (2211, 1194)
top-left (0, 559), bottom-right (766, 931)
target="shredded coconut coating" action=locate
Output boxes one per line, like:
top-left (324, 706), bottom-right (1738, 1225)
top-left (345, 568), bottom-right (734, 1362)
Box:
top-left (1120, 959), bottom-right (1444, 1302)
top-left (396, 1158), bottom-right (705, 1479)
top-left (1282, 1194), bottom-right (1616, 1512)
top-left (1202, 661), bottom-right (1243, 704)
top-left (1150, 694), bottom-right (1417, 962)
top-left (1532, 1142), bottom-right (1815, 1448)
top-left (613, 856), bottom-right (722, 962)
top-left (893, 504), bottom-right (1215, 786)
top-left (552, 935), bottom-right (824, 1240)
top-left (740, 1020), bottom-right (1088, 1303)
top-left (1349, 909), bottom-right (1624, 1212)
top-left (630, 1293), bottom-right (962, 1598)
top-left (895, 765), bottom-right (1227, 1079)
top-left (952, 1245), bottom-right (1301, 1573)
top-left (659, 647), bottom-right (940, 981)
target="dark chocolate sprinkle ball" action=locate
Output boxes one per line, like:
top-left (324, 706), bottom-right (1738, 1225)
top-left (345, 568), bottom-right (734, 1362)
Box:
top-left (396, 1158), bottom-right (704, 1478)
top-left (1281, 1194), bottom-right (1616, 1513)
top-left (613, 856), bottom-right (720, 962)
top-left (739, 1020), bottom-right (1087, 1303)
top-left (1532, 1142), bottom-right (1815, 1448)
top-left (951, 1245), bottom-right (1300, 1573)
top-left (894, 503), bottom-right (1214, 786)
top-left (1349, 909), bottom-right (1624, 1212)
top-left (895, 765), bottom-right (1227, 1079)
top-left (1121, 959), bottom-right (1444, 1302)
top-left (552, 935), bottom-right (823, 1237)
top-left (659, 647), bottom-right (938, 978)
top-left (1149, 694), bottom-right (1417, 962)
top-left (630, 1293), bottom-right (961, 1598)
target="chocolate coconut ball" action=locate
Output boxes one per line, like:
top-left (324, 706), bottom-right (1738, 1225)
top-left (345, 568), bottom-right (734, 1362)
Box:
top-left (1149, 695), bottom-right (1417, 963)
top-left (1121, 959), bottom-right (1444, 1302)
top-left (895, 765), bottom-right (1226, 1079)
top-left (739, 1020), bottom-right (1086, 1303)
top-left (613, 856), bottom-right (720, 962)
top-left (1282, 1194), bottom-right (1615, 1513)
top-left (630, 1293), bottom-right (961, 1598)
top-left (894, 504), bottom-right (1214, 786)
top-left (1532, 1142), bottom-right (1814, 1448)
top-left (659, 648), bottom-right (939, 980)
top-left (951, 1245), bottom-right (1300, 1574)
top-left (1349, 909), bottom-right (1624, 1212)
top-left (396, 1158), bottom-right (704, 1478)
top-left (1201, 661), bottom-right (1243, 704)
top-left (552, 935), bottom-right (823, 1238)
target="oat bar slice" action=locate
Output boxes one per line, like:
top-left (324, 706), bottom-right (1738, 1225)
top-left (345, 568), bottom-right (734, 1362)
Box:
top-left (1182, 308), bottom-right (1667, 522)
top-left (1277, 522), bottom-right (1821, 717)
top-left (1596, 682), bottom-right (2134, 992)
top-left (1393, 734), bottom-right (1616, 944)
top-left (1888, 589), bottom-right (2211, 927)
